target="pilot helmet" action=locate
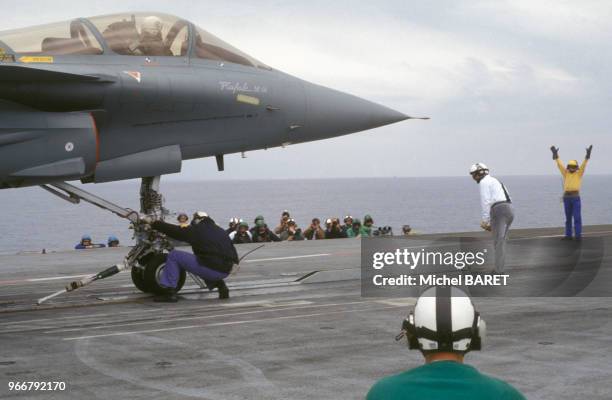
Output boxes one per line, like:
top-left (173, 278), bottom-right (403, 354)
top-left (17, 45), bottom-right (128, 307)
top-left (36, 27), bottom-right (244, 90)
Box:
top-left (141, 16), bottom-right (163, 37)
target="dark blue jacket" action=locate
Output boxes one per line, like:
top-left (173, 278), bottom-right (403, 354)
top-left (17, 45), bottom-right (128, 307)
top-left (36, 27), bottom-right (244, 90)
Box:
top-left (152, 217), bottom-right (238, 273)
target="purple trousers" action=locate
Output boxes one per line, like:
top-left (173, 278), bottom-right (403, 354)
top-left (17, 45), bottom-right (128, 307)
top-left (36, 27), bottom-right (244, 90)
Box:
top-left (160, 250), bottom-right (228, 289)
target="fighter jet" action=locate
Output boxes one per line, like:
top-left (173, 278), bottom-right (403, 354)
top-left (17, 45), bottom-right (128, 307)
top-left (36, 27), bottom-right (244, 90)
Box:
top-left (0, 13), bottom-right (422, 301)
top-left (0, 12), bottom-right (414, 188)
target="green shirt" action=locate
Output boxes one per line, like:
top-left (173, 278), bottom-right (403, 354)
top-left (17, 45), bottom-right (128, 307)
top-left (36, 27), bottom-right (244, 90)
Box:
top-left (346, 227), bottom-right (361, 238)
top-left (367, 361), bottom-right (526, 400)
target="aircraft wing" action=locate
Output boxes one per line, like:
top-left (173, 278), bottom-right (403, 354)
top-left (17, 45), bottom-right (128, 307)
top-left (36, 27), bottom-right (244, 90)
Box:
top-left (0, 64), bottom-right (114, 82)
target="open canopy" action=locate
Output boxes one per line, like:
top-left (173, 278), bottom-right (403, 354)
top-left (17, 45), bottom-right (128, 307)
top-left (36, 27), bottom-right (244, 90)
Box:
top-left (0, 12), bottom-right (269, 69)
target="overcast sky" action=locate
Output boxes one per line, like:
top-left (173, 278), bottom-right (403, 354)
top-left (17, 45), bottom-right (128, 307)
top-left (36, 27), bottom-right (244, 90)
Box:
top-left (6, 0), bottom-right (612, 179)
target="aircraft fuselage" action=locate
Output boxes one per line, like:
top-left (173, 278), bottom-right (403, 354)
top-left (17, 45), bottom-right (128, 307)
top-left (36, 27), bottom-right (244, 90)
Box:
top-left (0, 13), bottom-right (408, 187)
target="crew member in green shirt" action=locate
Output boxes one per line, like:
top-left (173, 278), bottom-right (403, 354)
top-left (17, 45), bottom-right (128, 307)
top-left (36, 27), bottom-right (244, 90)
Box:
top-left (367, 286), bottom-right (526, 400)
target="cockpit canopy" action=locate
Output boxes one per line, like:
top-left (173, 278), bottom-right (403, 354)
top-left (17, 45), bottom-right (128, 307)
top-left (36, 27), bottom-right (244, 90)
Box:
top-left (0, 12), bottom-right (269, 69)
top-left (0, 19), bottom-right (103, 55)
top-left (88, 13), bottom-right (189, 57)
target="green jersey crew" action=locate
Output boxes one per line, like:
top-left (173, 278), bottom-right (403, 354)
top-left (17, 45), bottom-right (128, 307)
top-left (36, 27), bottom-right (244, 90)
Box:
top-left (367, 286), bottom-right (526, 400)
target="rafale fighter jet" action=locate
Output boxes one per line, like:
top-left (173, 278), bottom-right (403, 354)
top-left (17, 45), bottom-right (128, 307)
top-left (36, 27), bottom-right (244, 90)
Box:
top-left (0, 13), bottom-right (421, 301)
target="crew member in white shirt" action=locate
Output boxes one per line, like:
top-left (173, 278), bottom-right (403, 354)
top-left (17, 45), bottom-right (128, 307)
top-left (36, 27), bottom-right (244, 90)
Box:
top-left (470, 163), bottom-right (514, 272)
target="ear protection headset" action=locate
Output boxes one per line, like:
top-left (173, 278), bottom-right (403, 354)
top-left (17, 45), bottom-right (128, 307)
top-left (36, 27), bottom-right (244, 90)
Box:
top-left (396, 286), bottom-right (486, 353)
top-left (191, 211), bottom-right (209, 225)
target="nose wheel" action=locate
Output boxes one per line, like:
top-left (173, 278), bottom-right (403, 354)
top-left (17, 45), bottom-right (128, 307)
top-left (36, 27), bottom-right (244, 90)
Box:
top-left (131, 253), bottom-right (186, 294)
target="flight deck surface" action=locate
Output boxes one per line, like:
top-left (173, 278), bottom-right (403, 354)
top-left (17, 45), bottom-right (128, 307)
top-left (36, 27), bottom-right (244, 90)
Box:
top-left (1, 226), bottom-right (611, 399)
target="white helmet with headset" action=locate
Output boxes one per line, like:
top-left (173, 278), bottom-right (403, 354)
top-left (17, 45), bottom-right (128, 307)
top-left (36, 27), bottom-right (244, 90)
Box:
top-left (469, 162), bottom-right (489, 176)
top-left (398, 286), bottom-right (486, 354)
top-left (192, 211), bottom-right (209, 225)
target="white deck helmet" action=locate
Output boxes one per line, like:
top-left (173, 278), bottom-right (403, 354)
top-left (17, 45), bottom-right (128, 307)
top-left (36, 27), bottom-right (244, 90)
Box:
top-left (192, 211), bottom-right (209, 225)
top-left (469, 162), bottom-right (489, 176)
top-left (400, 286), bottom-right (486, 354)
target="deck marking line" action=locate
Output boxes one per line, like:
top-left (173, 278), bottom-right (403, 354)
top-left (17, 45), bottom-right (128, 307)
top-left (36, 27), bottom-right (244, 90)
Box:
top-left (46, 300), bottom-right (378, 334)
top-left (63, 305), bottom-right (400, 340)
top-left (244, 253), bottom-right (330, 263)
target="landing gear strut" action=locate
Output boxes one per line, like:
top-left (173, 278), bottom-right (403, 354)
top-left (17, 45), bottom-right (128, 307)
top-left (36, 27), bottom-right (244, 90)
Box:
top-left (37, 176), bottom-right (183, 304)
top-left (130, 176), bottom-right (185, 294)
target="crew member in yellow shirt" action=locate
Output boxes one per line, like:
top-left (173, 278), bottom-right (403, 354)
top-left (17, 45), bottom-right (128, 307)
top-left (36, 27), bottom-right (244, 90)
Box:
top-left (550, 145), bottom-right (592, 241)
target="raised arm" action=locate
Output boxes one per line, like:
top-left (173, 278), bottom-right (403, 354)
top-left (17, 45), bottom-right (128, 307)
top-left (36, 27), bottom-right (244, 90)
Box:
top-left (551, 146), bottom-right (566, 176)
top-left (579, 145), bottom-right (592, 176)
top-left (555, 158), bottom-right (566, 176)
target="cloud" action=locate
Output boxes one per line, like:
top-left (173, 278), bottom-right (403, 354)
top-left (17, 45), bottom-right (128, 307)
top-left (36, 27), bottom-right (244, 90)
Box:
top-left (215, 7), bottom-right (584, 107)
top-left (463, 0), bottom-right (612, 42)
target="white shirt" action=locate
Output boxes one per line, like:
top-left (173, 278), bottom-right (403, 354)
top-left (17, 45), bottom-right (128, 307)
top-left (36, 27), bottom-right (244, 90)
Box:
top-left (479, 175), bottom-right (511, 223)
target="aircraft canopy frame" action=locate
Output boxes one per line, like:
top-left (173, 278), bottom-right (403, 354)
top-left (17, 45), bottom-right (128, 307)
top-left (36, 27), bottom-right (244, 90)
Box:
top-left (0, 12), bottom-right (270, 69)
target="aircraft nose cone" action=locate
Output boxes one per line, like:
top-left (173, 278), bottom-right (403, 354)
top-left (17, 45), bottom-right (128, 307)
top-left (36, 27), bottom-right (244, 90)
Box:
top-left (302, 82), bottom-right (409, 141)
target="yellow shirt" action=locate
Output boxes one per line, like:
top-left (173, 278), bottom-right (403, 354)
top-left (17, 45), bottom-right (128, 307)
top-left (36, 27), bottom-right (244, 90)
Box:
top-left (556, 158), bottom-right (587, 192)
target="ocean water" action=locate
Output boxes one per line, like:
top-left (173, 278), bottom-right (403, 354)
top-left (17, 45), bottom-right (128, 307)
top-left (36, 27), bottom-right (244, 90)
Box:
top-left (0, 175), bottom-right (611, 255)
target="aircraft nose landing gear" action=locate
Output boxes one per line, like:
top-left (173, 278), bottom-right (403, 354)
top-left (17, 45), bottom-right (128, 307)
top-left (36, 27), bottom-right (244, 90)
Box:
top-left (37, 176), bottom-right (184, 304)
top-left (130, 176), bottom-right (186, 294)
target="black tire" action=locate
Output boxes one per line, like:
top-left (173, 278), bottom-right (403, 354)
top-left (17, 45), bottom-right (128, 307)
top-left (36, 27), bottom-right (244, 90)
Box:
top-left (143, 253), bottom-right (186, 295)
top-left (131, 266), bottom-right (150, 293)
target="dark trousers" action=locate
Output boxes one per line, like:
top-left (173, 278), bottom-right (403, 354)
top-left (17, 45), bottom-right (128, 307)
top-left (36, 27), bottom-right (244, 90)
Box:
top-left (563, 196), bottom-right (582, 238)
top-left (491, 203), bottom-right (514, 272)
